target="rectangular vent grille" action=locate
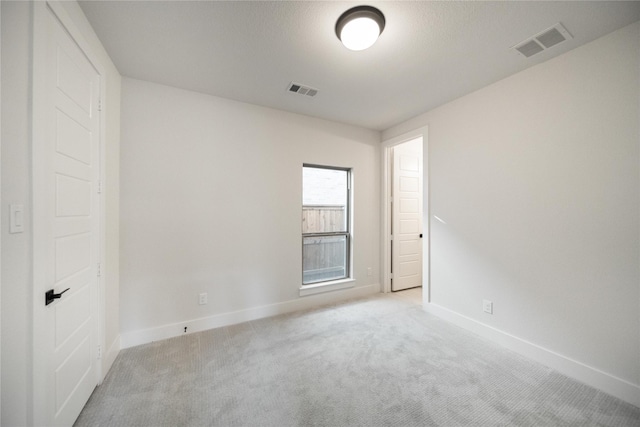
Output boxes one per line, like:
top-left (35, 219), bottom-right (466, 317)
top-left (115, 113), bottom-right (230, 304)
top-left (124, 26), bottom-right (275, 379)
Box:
top-left (516, 40), bottom-right (544, 58)
top-left (512, 23), bottom-right (573, 58)
top-left (536, 28), bottom-right (566, 49)
top-left (288, 82), bottom-right (318, 97)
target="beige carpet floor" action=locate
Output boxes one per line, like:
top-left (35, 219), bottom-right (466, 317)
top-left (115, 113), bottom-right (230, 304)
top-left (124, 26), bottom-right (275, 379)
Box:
top-left (75, 289), bottom-right (640, 426)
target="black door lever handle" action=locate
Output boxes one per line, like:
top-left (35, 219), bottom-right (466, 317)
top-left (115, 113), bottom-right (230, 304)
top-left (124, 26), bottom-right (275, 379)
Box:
top-left (45, 288), bottom-right (70, 306)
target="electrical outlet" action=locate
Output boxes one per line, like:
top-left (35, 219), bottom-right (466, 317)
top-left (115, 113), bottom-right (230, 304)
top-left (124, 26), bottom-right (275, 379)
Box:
top-left (483, 299), bottom-right (493, 314)
top-left (367, 267), bottom-right (372, 276)
top-left (199, 293), bottom-right (208, 305)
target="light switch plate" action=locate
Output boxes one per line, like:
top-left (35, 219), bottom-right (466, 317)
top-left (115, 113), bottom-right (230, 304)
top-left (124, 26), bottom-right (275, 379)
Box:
top-left (10, 204), bottom-right (24, 233)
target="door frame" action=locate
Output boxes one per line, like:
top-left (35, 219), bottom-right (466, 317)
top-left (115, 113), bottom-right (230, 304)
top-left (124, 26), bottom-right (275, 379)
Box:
top-left (31, 1), bottom-right (107, 424)
top-left (381, 127), bottom-right (429, 302)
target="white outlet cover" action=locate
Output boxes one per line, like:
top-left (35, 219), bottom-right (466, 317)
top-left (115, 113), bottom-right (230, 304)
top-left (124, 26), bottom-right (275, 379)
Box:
top-left (199, 293), bottom-right (208, 305)
top-left (483, 300), bottom-right (493, 314)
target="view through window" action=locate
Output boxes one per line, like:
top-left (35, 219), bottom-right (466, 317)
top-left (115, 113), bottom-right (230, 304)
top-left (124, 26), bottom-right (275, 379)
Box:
top-left (302, 165), bottom-right (351, 285)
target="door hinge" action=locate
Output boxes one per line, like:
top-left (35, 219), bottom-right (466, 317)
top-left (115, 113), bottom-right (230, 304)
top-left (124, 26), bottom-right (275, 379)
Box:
top-left (97, 345), bottom-right (102, 360)
top-left (390, 235), bottom-right (394, 241)
top-left (97, 263), bottom-right (102, 277)
top-left (97, 180), bottom-right (102, 194)
top-left (390, 273), bottom-right (394, 279)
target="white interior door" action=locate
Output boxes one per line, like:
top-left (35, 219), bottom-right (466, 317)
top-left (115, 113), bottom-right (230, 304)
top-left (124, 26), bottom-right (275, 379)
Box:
top-left (36, 7), bottom-right (101, 425)
top-left (391, 138), bottom-right (423, 291)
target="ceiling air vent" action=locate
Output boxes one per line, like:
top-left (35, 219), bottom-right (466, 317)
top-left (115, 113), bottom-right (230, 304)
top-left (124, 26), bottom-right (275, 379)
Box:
top-left (512, 23), bottom-right (573, 58)
top-left (288, 82), bottom-right (318, 97)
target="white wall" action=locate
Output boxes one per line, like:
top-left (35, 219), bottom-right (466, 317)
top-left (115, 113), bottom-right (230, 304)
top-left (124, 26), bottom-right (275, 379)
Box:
top-left (1, 3), bottom-right (32, 424)
top-left (384, 22), bottom-right (640, 403)
top-left (0, 1), bottom-right (120, 425)
top-left (120, 78), bottom-right (380, 345)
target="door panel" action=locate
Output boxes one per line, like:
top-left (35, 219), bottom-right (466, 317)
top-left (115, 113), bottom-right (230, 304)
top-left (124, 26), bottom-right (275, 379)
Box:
top-left (391, 138), bottom-right (423, 291)
top-left (399, 240), bottom-right (419, 256)
top-left (56, 46), bottom-right (93, 113)
top-left (399, 260), bottom-right (420, 277)
top-left (41, 7), bottom-right (100, 425)
top-left (399, 219), bottom-right (419, 234)
top-left (399, 197), bottom-right (419, 213)
top-left (400, 154), bottom-right (419, 171)
top-left (399, 176), bottom-right (419, 191)
top-left (55, 336), bottom-right (92, 410)
top-left (55, 285), bottom-right (91, 347)
top-left (55, 174), bottom-right (92, 216)
top-left (55, 110), bottom-right (92, 164)
top-left (55, 233), bottom-right (91, 281)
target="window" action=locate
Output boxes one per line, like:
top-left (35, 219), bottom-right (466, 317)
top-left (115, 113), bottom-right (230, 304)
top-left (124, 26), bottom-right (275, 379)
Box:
top-left (302, 165), bottom-right (351, 285)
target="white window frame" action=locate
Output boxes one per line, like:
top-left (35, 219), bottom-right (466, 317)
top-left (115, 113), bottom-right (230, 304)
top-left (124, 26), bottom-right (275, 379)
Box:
top-left (301, 164), bottom-right (353, 294)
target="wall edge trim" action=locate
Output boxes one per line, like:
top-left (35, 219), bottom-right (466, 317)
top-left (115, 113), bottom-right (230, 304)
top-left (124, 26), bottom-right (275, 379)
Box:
top-left (121, 284), bottom-right (378, 349)
top-left (424, 302), bottom-right (640, 408)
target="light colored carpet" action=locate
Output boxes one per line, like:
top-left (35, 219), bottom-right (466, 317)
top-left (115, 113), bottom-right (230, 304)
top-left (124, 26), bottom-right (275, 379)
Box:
top-left (75, 290), bottom-right (640, 426)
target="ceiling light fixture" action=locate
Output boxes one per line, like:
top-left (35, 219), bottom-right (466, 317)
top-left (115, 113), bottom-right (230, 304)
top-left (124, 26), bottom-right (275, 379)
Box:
top-left (335, 6), bottom-right (385, 51)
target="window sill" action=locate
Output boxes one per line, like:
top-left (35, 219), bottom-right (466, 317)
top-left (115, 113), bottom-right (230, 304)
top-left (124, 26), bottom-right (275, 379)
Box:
top-left (299, 279), bottom-right (355, 297)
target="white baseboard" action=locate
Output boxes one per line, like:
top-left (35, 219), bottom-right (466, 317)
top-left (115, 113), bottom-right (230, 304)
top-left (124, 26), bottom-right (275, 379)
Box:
top-left (121, 284), bottom-right (378, 349)
top-left (100, 335), bottom-right (120, 383)
top-left (424, 302), bottom-right (640, 408)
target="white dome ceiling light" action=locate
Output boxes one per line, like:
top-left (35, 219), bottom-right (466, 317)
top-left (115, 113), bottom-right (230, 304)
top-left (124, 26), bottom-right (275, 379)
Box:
top-left (335, 6), bottom-right (385, 51)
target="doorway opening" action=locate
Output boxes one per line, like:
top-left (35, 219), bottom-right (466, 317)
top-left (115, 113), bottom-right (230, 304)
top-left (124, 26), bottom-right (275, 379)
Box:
top-left (382, 128), bottom-right (427, 302)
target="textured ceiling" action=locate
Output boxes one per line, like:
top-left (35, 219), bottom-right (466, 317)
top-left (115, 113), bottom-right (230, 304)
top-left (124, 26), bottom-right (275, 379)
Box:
top-left (79, 1), bottom-right (640, 131)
